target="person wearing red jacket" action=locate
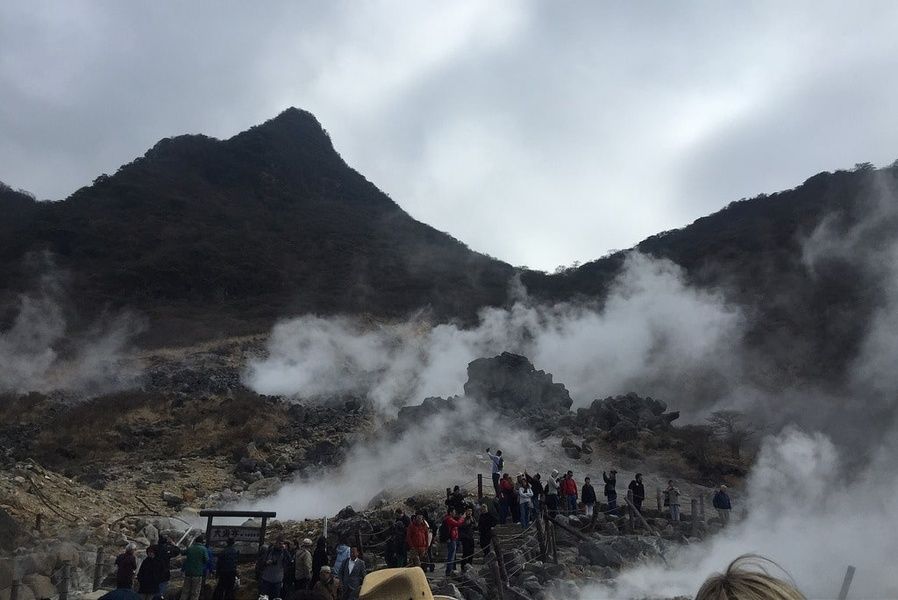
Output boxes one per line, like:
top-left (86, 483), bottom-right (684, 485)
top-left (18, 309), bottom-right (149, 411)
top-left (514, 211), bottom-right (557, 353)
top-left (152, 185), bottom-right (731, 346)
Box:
top-left (405, 514), bottom-right (430, 567)
top-left (442, 509), bottom-right (466, 576)
top-left (562, 471), bottom-right (578, 513)
top-left (498, 474), bottom-right (515, 524)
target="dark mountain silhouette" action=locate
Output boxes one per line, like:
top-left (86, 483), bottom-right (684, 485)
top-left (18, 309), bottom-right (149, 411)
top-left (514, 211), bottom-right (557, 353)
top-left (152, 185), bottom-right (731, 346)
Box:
top-left (1, 107), bottom-right (895, 389)
top-left (524, 162), bottom-right (898, 386)
top-left (0, 109), bottom-right (515, 344)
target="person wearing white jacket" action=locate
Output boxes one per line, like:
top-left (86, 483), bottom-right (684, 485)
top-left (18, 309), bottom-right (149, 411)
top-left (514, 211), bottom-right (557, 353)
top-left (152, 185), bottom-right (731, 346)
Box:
top-left (518, 482), bottom-right (534, 529)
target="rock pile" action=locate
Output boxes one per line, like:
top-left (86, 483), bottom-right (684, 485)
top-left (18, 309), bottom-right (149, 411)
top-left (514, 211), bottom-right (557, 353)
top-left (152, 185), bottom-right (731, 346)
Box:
top-left (575, 392), bottom-right (679, 441)
top-left (397, 353), bottom-right (573, 427)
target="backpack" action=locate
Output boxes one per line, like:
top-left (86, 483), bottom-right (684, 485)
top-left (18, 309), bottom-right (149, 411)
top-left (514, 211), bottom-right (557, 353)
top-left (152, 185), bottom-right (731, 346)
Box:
top-left (497, 457), bottom-right (504, 470)
top-left (663, 491), bottom-right (670, 507)
top-left (438, 521), bottom-right (450, 543)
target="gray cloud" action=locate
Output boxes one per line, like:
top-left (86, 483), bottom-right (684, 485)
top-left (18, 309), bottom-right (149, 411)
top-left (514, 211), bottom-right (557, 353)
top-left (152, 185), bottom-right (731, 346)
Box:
top-left (2, 1), bottom-right (897, 269)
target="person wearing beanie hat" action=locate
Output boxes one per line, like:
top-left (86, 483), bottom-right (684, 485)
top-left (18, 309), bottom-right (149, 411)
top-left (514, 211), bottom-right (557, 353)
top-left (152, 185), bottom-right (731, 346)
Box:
top-left (294, 537), bottom-right (313, 591)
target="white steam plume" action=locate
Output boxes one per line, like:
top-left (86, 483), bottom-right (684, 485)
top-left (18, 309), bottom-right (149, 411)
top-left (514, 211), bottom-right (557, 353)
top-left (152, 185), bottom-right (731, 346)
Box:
top-left (244, 252), bottom-right (744, 415)
top-left (242, 397), bottom-right (541, 520)
top-left (0, 268), bottom-right (144, 395)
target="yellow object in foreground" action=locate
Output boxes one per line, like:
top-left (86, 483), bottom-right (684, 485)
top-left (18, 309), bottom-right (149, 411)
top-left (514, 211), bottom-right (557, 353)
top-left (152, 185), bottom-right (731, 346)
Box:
top-left (359, 567), bottom-right (457, 600)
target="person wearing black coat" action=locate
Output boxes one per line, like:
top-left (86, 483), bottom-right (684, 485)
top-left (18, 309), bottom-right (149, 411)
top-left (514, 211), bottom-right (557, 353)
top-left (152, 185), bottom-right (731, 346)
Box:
top-left (458, 508), bottom-right (476, 571)
top-left (212, 539), bottom-right (239, 600)
top-left (310, 536), bottom-right (329, 588)
top-left (628, 473), bottom-right (646, 512)
top-left (581, 477), bottom-right (598, 517)
top-left (136, 547), bottom-right (164, 600)
top-left (477, 504), bottom-right (497, 558)
top-left (155, 536), bottom-right (180, 599)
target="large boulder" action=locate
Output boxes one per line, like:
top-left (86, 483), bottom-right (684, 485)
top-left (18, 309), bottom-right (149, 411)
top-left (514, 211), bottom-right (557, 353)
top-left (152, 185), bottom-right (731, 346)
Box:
top-left (0, 508), bottom-right (24, 552)
top-left (577, 541), bottom-right (623, 569)
top-left (463, 353), bottom-right (573, 414)
top-left (23, 574), bottom-right (56, 600)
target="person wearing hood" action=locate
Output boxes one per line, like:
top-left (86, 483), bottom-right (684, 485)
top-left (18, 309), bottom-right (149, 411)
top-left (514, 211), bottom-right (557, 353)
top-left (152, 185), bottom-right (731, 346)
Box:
top-left (311, 536), bottom-right (329, 588)
top-left (136, 545), bottom-right (164, 600)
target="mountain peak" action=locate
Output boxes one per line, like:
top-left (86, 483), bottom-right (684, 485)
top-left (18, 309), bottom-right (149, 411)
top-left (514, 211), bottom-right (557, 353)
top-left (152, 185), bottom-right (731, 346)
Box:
top-left (252, 107), bottom-right (327, 137)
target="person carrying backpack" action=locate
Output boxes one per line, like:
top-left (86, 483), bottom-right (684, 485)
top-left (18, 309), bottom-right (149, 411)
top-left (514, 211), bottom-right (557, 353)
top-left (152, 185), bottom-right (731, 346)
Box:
top-left (486, 448), bottom-right (504, 494)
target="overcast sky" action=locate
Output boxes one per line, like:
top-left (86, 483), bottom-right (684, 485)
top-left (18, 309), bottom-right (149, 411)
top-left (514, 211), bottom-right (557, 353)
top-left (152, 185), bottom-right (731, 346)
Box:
top-left (2, 1), bottom-right (897, 270)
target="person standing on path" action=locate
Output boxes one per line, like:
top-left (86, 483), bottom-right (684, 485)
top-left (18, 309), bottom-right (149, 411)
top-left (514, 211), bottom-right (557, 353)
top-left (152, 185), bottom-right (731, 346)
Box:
top-left (258, 538), bottom-right (289, 599)
top-left (337, 546), bottom-right (366, 600)
top-left (294, 538), bottom-right (313, 591)
top-left (602, 470), bottom-right (618, 514)
top-left (115, 545), bottom-right (138, 590)
top-left (182, 536), bottom-right (209, 600)
top-left (562, 471), bottom-right (578, 513)
top-left (581, 477), bottom-right (597, 517)
top-left (628, 473), bottom-right (646, 513)
top-left (487, 448), bottom-right (504, 494)
top-left (477, 503), bottom-right (497, 558)
top-left (311, 536), bottom-right (329, 589)
top-left (665, 480), bottom-right (681, 522)
top-left (442, 508), bottom-right (466, 576)
top-left (518, 480), bottom-right (534, 528)
top-left (136, 546), bottom-right (164, 600)
top-left (405, 514), bottom-right (430, 567)
top-left (545, 469), bottom-right (560, 518)
top-left (155, 535), bottom-right (180, 599)
top-left (212, 538), bottom-right (239, 600)
top-left (713, 485), bottom-right (732, 525)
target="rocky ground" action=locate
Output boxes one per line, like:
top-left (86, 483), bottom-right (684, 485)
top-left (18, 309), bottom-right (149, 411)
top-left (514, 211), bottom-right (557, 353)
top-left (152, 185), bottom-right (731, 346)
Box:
top-left (0, 342), bottom-right (748, 600)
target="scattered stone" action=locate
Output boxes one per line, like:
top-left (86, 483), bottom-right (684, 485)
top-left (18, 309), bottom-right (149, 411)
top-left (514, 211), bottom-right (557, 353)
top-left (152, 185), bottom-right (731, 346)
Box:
top-left (577, 541), bottom-right (623, 569)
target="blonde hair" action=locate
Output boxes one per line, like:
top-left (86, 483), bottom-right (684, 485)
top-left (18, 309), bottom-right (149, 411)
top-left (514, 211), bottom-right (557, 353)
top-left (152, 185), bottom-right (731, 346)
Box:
top-left (695, 555), bottom-right (806, 600)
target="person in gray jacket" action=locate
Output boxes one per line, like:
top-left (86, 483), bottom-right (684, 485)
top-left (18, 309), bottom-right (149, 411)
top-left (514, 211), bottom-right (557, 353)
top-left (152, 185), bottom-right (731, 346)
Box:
top-left (337, 546), bottom-right (366, 600)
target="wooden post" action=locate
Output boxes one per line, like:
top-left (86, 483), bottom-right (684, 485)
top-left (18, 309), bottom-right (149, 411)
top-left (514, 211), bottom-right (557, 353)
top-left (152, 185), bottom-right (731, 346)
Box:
top-left (690, 499), bottom-right (698, 536)
top-left (259, 516), bottom-right (269, 556)
top-left (491, 531), bottom-right (508, 583)
top-left (624, 498), bottom-right (660, 538)
top-left (489, 558), bottom-right (506, 600)
top-left (838, 565), bottom-right (856, 600)
top-left (549, 522), bottom-right (558, 565)
top-left (59, 561), bottom-right (71, 600)
top-left (35, 513), bottom-right (43, 531)
top-left (10, 559), bottom-right (20, 600)
top-left (93, 547), bottom-right (105, 591)
top-left (534, 516), bottom-right (547, 561)
top-left (656, 488), bottom-right (662, 513)
top-left (699, 495), bottom-right (705, 521)
top-left (201, 515), bottom-right (213, 591)
top-left (478, 474), bottom-right (484, 502)
top-left (355, 529), bottom-right (365, 558)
